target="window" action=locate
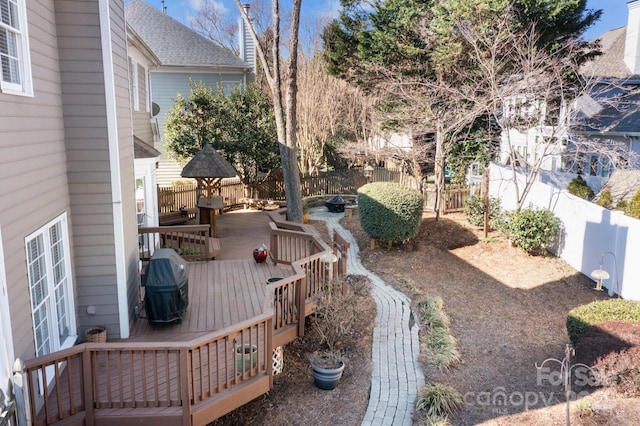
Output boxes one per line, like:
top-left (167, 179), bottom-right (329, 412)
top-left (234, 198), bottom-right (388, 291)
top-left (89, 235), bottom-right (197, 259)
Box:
top-left (0, 0), bottom-right (32, 95)
top-left (136, 178), bottom-right (146, 226)
top-left (222, 81), bottom-right (239, 96)
top-left (26, 214), bottom-right (75, 357)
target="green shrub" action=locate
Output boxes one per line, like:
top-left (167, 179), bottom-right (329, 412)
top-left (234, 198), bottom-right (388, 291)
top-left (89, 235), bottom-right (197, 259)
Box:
top-left (567, 175), bottom-right (594, 200)
top-left (357, 182), bottom-right (424, 243)
top-left (505, 208), bottom-right (561, 255)
top-left (416, 383), bottom-right (463, 417)
top-left (627, 189), bottom-right (640, 219)
top-left (616, 200), bottom-right (628, 213)
top-left (567, 299), bottom-right (640, 345)
top-left (464, 196), bottom-right (502, 228)
top-left (596, 188), bottom-right (613, 209)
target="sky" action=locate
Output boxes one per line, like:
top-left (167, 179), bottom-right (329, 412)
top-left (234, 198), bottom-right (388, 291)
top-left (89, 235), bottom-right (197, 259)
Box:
top-left (584, 0), bottom-right (629, 41)
top-left (131, 0), bottom-right (630, 46)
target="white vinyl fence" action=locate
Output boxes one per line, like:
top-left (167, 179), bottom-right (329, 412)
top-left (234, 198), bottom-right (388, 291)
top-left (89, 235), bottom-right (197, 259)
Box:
top-left (488, 164), bottom-right (640, 300)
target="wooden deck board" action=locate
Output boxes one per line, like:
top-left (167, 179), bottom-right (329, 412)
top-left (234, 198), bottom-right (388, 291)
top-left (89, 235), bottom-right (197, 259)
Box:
top-left (128, 259), bottom-right (292, 342)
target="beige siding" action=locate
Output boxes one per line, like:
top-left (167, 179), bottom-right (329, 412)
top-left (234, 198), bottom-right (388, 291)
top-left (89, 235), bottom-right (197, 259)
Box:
top-left (109, 0), bottom-right (141, 333)
top-left (55, 0), bottom-right (139, 340)
top-left (0, 0), bottom-right (71, 360)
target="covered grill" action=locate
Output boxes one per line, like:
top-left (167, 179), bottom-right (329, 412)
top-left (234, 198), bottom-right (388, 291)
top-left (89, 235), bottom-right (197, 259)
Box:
top-left (325, 195), bottom-right (346, 213)
top-left (144, 248), bottom-right (189, 323)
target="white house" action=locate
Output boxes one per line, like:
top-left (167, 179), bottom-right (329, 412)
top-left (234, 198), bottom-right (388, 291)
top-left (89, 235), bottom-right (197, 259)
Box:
top-left (125, 0), bottom-right (255, 186)
top-left (497, 0), bottom-right (640, 193)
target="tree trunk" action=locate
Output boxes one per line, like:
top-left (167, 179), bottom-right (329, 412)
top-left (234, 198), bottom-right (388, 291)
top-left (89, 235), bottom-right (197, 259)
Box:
top-left (433, 122), bottom-right (446, 220)
top-left (283, 0), bottom-right (303, 222)
top-left (236, 0), bottom-right (303, 222)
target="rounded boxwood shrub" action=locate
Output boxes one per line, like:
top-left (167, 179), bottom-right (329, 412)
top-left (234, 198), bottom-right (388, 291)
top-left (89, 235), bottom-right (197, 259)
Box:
top-left (567, 175), bottom-right (594, 200)
top-left (357, 182), bottom-right (424, 243)
top-left (505, 208), bottom-right (560, 255)
top-left (567, 299), bottom-right (640, 345)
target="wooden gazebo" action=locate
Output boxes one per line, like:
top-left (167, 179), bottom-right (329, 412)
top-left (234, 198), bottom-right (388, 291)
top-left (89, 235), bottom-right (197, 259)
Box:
top-left (181, 144), bottom-right (237, 236)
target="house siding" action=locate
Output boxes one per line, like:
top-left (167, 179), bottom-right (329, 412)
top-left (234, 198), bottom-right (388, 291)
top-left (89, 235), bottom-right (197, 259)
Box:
top-left (109, 0), bottom-right (141, 334)
top-left (55, 0), bottom-right (139, 340)
top-left (0, 0), bottom-right (71, 360)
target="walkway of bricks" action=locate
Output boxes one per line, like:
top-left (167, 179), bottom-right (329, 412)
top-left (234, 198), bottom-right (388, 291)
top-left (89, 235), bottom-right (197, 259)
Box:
top-left (310, 208), bottom-right (425, 426)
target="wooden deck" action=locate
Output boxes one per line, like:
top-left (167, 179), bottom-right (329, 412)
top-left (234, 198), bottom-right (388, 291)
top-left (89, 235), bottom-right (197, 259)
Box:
top-left (129, 259), bottom-right (292, 342)
top-left (23, 209), bottom-right (349, 426)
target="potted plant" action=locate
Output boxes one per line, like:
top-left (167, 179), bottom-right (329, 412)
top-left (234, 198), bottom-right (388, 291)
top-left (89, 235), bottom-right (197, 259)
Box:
top-left (308, 277), bottom-right (358, 390)
top-left (302, 202), bottom-right (310, 224)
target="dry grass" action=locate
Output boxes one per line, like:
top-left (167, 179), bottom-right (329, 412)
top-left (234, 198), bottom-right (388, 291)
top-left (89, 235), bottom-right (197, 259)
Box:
top-left (211, 212), bottom-right (640, 425)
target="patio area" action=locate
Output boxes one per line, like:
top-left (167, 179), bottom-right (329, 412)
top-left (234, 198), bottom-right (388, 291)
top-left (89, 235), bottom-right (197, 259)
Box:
top-left (130, 209), bottom-right (291, 342)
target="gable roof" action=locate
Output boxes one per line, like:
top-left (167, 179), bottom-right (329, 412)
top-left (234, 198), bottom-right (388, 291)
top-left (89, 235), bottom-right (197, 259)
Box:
top-left (581, 27), bottom-right (632, 79)
top-left (181, 144), bottom-right (237, 178)
top-left (573, 82), bottom-right (640, 135)
top-left (134, 136), bottom-right (161, 159)
top-left (125, 0), bottom-right (250, 70)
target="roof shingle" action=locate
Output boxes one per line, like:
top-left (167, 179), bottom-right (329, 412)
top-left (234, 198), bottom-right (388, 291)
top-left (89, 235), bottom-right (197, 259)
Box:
top-left (125, 0), bottom-right (250, 69)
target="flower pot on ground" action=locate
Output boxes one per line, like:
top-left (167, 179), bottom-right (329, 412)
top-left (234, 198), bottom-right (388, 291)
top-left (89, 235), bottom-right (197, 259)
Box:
top-left (310, 350), bottom-right (345, 390)
top-left (236, 344), bottom-right (258, 374)
top-left (308, 276), bottom-right (361, 390)
top-left (85, 326), bottom-right (107, 343)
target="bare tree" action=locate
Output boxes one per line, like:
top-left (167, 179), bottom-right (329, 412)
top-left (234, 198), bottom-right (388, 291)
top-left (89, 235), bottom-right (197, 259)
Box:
top-left (235, 0), bottom-right (304, 222)
top-left (190, 0), bottom-right (239, 53)
top-left (296, 54), bottom-right (376, 175)
top-left (457, 13), bottom-right (637, 210)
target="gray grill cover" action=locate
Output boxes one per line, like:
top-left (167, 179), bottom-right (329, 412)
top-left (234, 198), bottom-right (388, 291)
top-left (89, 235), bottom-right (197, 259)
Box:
top-left (144, 249), bottom-right (189, 323)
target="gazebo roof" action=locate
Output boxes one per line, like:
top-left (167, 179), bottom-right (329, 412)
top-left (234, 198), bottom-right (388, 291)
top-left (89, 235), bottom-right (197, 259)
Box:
top-left (181, 144), bottom-right (237, 179)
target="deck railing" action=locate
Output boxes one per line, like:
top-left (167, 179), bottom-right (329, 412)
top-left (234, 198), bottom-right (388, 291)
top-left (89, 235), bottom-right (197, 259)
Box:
top-left (138, 225), bottom-right (220, 261)
top-left (21, 315), bottom-right (273, 426)
top-left (21, 210), bottom-right (347, 425)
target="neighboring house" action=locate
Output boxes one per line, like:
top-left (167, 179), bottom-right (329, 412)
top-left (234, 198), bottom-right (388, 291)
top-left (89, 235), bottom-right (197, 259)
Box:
top-left (0, 0), bottom-right (142, 415)
top-left (127, 23), bottom-right (162, 227)
top-left (498, 0), bottom-right (640, 193)
top-left (125, 0), bottom-right (255, 186)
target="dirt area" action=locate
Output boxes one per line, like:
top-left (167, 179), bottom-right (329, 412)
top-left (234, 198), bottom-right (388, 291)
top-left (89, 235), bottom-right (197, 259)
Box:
top-left (213, 212), bottom-right (640, 425)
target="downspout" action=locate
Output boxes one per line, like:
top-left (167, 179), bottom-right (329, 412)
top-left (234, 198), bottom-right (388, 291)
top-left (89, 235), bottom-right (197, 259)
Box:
top-left (99, 0), bottom-right (130, 339)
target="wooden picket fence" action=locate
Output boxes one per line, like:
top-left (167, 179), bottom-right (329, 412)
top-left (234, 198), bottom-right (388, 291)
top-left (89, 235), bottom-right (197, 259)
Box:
top-left (158, 168), bottom-right (472, 214)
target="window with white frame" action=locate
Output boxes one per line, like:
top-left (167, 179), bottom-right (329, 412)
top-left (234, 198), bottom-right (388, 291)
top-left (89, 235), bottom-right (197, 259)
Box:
top-left (129, 57), bottom-right (139, 111)
top-left (26, 214), bottom-right (75, 357)
top-left (222, 81), bottom-right (239, 96)
top-left (0, 0), bottom-right (32, 95)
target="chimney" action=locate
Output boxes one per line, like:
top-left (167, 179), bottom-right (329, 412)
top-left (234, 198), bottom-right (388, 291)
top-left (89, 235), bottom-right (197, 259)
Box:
top-left (239, 4), bottom-right (257, 79)
top-left (624, 0), bottom-right (640, 74)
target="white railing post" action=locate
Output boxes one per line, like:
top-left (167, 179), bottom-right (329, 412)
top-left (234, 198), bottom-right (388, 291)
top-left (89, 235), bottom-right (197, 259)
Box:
top-left (12, 358), bottom-right (30, 426)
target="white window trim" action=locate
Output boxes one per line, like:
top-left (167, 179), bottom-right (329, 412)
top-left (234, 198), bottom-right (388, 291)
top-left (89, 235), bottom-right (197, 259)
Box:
top-left (144, 65), bottom-right (150, 112)
top-left (131, 59), bottom-right (139, 111)
top-left (25, 213), bottom-right (76, 357)
top-left (0, 0), bottom-right (33, 96)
